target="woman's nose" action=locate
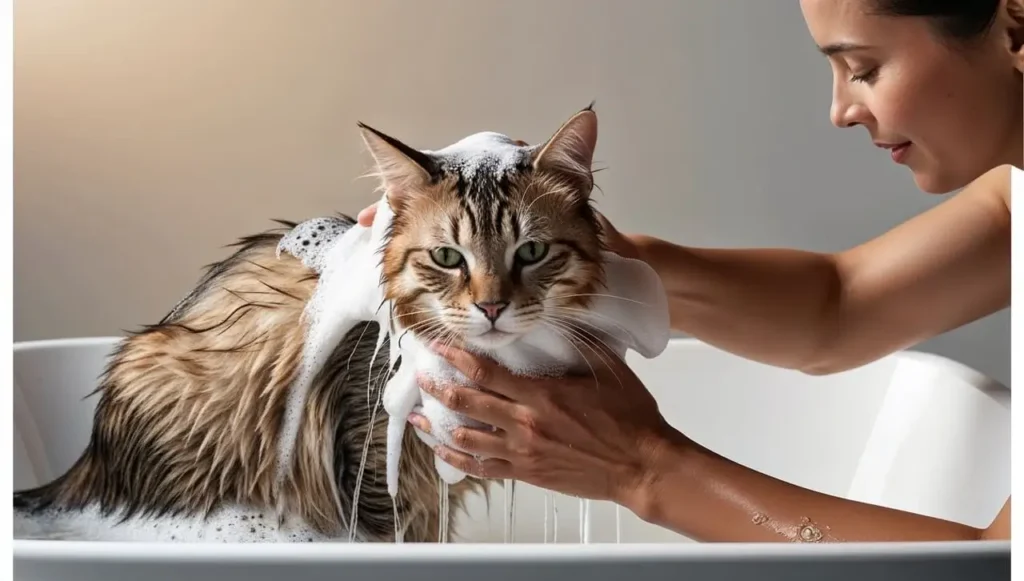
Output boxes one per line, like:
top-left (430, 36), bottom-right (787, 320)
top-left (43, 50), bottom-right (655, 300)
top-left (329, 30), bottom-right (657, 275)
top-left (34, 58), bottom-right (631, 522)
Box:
top-left (830, 94), bottom-right (870, 129)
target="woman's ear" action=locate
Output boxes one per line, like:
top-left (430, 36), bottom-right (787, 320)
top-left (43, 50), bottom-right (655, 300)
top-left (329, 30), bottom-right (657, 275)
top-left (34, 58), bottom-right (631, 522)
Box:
top-left (1001, 0), bottom-right (1024, 73)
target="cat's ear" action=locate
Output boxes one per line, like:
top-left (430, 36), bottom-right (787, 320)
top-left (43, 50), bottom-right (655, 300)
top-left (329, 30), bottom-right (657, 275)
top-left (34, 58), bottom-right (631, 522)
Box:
top-left (358, 122), bottom-right (441, 209)
top-left (531, 104), bottom-right (598, 194)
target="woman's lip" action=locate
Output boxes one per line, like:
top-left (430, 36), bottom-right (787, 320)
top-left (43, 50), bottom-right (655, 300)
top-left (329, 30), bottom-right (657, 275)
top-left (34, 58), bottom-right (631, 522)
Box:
top-left (889, 142), bottom-right (911, 164)
top-left (875, 141), bottom-right (912, 164)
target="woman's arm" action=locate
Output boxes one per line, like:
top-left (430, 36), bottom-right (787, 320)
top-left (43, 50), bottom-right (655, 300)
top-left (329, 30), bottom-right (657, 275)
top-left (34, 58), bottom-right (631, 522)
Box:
top-left (625, 164), bottom-right (1012, 374)
top-left (630, 431), bottom-right (1011, 542)
top-left (417, 343), bottom-right (1011, 543)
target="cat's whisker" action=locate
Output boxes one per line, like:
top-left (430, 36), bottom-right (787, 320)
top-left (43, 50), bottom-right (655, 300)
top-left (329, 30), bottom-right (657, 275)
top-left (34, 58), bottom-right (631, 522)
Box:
top-left (395, 315), bottom-right (451, 348)
top-left (542, 315), bottom-right (625, 390)
top-left (545, 306), bottom-right (634, 343)
top-left (545, 313), bottom-right (623, 368)
top-left (542, 293), bottom-right (648, 306)
top-left (393, 306), bottom-right (446, 318)
top-left (539, 320), bottom-right (601, 390)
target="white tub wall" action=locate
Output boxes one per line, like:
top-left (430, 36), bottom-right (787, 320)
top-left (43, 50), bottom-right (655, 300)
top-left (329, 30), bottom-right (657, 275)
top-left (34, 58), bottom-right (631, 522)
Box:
top-left (14, 337), bottom-right (1011, 544)
top-left (14, 338), bottom-right (118, 483)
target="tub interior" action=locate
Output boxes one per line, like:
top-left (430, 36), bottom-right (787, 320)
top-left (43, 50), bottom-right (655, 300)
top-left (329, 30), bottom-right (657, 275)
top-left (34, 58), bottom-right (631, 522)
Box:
top-left (13, 337), bottom-right (1011, 544)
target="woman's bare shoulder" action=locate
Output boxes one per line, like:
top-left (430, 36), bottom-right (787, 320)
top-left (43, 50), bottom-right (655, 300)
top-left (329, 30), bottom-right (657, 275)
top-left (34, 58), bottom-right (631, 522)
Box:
top-left (967, 164), bottom-right (1013, 215)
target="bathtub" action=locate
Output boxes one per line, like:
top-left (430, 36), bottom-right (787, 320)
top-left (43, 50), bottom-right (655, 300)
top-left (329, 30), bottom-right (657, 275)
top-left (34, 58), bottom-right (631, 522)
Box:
top-left (13, 337), bottom-right (1011, 580)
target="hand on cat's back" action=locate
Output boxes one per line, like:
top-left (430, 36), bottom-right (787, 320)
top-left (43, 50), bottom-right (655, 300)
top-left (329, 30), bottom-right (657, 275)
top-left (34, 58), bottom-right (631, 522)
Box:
top-left (407, 342), bottom-right (677, 508)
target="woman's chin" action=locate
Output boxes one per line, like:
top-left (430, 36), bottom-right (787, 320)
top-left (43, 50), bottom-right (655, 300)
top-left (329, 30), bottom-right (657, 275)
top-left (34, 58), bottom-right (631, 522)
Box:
top-left (909, 162), bottom-right (974, 195)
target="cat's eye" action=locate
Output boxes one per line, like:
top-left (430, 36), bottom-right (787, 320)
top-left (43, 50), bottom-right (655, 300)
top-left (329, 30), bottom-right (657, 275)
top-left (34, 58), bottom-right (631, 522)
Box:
top-left (515, 241), bottom-right (549, 265)
top-left (430, 247), bottom-right (464, 268)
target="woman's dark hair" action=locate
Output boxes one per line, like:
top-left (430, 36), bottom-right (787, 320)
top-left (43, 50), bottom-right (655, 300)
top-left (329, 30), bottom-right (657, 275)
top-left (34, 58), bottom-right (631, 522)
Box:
top-left (872, 0), bottom-right (1000, 41)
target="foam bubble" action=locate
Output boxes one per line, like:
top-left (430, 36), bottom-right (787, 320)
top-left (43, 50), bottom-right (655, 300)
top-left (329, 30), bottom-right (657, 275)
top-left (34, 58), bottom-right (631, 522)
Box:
top-left (276, 216), bottom-right (354, 272)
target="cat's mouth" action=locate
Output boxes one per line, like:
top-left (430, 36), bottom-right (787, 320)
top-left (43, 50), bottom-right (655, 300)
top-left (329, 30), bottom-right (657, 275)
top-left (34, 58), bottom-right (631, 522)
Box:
top-left (470, 328), bottom-right (518, 349)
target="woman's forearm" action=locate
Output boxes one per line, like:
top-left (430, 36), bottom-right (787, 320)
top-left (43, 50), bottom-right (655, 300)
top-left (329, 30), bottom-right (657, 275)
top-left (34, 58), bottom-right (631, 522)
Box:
top-left (624, 431), bottom-right (1005, 543)
top-left (632, 235), bottom-right (842, 372)
top-left (627, 166), bottom-right (1010, 375)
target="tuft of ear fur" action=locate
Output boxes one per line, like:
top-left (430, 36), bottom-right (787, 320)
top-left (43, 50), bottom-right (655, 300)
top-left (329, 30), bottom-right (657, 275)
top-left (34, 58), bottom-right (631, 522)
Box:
top-left (531, 104), bottom-right (599, 195)
top-left (357, 122), bottom-right (441, 211)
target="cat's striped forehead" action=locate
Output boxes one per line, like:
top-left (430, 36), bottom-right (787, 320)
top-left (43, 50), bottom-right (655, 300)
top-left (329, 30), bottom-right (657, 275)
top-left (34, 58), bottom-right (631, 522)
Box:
top-left (426, 131), bottom-right (538, 238)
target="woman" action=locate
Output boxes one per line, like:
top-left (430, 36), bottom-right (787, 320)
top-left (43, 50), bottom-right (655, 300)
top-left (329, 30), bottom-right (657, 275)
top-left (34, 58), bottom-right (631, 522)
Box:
top-left (359, 0), bottom-right (1022, 542)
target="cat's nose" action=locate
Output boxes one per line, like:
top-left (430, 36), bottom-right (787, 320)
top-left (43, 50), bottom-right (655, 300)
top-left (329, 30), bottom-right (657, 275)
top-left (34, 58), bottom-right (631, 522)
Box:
top-left (474, 301), bottom-right (509, 323)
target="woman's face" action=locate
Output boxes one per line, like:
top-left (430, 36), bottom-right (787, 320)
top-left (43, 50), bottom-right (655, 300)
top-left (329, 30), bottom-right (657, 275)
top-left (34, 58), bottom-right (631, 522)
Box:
top-left (800, 0), bottom-right (1023, 193)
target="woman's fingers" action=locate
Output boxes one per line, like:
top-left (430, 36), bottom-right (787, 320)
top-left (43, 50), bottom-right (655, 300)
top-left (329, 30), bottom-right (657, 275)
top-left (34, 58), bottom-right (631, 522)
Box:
top-left (408, 413), bottom-right (509, 459)
top-left (433, 445), bottom-right (513, 480)
top-left (430, 343), bottom-right (543, 402)
top-left (417, 375), bottom-right (522, 432)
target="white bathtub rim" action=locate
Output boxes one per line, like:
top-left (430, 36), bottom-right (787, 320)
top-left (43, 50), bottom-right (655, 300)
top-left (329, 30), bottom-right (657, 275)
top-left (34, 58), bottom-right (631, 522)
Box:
top-left (12, 335), bottom-right (1007, 390)
top-left (11, 537), bottom-right (1011, 562)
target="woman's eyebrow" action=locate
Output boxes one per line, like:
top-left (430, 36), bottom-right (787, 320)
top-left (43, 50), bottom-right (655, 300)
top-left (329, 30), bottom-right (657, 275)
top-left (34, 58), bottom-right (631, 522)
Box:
top-left (819, 42), bottom-right (872, 56)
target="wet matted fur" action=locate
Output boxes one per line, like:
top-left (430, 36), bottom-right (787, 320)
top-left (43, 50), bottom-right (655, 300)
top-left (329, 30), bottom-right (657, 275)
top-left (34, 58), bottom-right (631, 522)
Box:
top-left (13, 218), bottom-right (482, 542)
top-left (14, 104), bottom-right (606, 544)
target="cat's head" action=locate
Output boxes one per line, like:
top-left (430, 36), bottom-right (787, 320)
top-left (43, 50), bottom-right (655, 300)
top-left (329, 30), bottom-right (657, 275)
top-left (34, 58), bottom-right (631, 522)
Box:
top-left (359, 106), bottom-right (606, 352)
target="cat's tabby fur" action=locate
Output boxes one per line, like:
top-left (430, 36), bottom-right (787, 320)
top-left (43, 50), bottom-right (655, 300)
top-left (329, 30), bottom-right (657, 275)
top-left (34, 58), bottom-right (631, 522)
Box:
top-left (13, 105), bottom-right (604, 543)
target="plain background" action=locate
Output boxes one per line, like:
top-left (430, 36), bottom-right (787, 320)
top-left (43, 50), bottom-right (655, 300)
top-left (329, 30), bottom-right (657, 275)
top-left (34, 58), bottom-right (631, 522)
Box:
top-left (13, 0), bottom-right (1010, 387)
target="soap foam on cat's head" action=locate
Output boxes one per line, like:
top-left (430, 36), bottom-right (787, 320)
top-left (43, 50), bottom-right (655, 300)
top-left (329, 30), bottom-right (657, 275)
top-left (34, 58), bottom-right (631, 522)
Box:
top-left (426, 131), bottom-right (533, 182)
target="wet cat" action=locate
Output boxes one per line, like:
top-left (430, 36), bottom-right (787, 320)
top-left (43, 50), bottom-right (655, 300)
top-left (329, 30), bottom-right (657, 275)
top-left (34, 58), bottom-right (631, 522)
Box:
top-left (13, 105), bottom-right (629, 543)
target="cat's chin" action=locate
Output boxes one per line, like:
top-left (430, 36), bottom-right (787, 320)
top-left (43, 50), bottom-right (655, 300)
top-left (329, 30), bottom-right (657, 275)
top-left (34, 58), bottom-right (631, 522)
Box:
top-left (464, 329), bottom-right (521, 351)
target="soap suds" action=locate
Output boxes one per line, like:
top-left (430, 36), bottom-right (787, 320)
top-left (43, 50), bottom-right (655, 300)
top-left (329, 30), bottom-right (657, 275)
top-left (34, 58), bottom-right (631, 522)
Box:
top-left (14, 503), bottom-right (349, 543)
top-left (427, 131), bottom-right (531, 182)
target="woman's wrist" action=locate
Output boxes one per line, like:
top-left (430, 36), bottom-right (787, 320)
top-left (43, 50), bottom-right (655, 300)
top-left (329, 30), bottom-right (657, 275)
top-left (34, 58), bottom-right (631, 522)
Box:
top-left (615, 425), bottom-right (698, 525)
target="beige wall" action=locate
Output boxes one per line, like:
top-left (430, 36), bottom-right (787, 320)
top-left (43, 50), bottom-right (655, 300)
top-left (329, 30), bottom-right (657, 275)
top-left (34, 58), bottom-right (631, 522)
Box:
top-left (14, 0), bottom-right (1009, 385)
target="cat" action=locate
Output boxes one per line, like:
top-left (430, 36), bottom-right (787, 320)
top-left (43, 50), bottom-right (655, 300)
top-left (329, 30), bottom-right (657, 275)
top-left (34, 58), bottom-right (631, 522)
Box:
top-left (13, 104), bottom-right (631, 543)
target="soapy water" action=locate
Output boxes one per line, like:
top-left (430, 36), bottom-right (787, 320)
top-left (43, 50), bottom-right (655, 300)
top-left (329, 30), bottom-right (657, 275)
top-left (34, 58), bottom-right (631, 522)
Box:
top-left (13, 502), bottom-right (351, 543)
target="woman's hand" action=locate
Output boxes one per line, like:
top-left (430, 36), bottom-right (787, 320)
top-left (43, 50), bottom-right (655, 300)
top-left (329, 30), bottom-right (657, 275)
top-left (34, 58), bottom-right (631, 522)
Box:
top-left (409, 342), bottom-right (681, 509)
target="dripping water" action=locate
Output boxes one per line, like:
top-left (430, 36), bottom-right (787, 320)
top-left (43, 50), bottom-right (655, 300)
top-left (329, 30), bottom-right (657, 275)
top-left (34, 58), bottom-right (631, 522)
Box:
top-left (503, 479), bottom-right (516, 542)
top-left (543, 492), bottom-right (551, 543)
top-left (348, 340), bottom-right (396, 542)
top-left (578, 499), bottom-right (586, 542)
top-left (437, 479), bottom-right (444, 543)
top-left (510, 480), bottom-right (517, 542)
top-left (552, 497), bottom-right (559, 543)
top-left (583, 500), bottom-right (593, 543)
top-left (393, 497), bottom-right (403, 543)
top-left (438, 480), bottom-right (450, 543)
top-left (615, 505), bottom-right (622, 543)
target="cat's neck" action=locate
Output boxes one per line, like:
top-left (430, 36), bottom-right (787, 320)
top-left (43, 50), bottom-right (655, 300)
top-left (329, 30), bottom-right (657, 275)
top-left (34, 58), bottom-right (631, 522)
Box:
top-left (405, 321), bottom-right (620, 380)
